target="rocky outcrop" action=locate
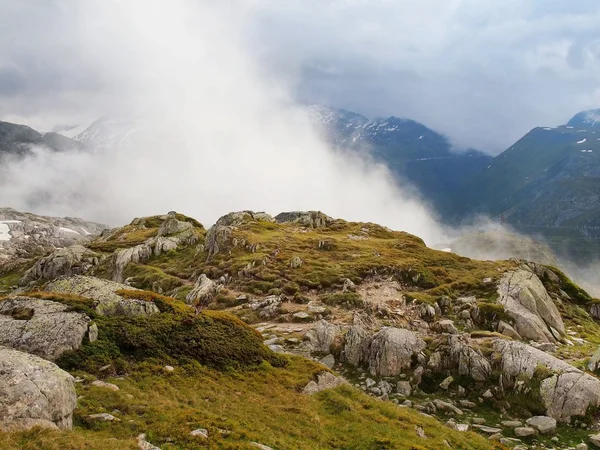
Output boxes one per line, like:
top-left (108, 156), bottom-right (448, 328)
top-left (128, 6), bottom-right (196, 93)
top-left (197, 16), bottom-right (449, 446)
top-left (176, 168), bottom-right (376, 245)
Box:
top-left (447, 336), bottom-right (492, 382)
top-left (497, 267), bottom-right (565, 342)
top-left (0, 297), bottom-right (91, 361)
top-left (0, 347), bottom-right (77, 430)
top-left (368, 327), bottom-right (425, 376)
top-left (204, 211), bottom-right (273, 259)
top-left (493, 339), bottom-right (600, 421)
top-left (274, 211), bottom-right (334, 228)
top-left (340, 325), bottom-right (371, 366)
top-left (185, 274), bottom-right (217, 308)
top-left (19, 245), bottom-right (100, 286)
top-left (302, 372), bottom-right (347, 394)
top-left (304, 320), bottom-right (341, 354)
top-left (44, 275), bottom-right (159, 316)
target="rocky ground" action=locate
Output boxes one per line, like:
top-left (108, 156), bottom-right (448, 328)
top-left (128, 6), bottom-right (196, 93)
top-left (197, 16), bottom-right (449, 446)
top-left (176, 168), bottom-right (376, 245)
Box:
top-left (1, 209), bottom-right (600, 449)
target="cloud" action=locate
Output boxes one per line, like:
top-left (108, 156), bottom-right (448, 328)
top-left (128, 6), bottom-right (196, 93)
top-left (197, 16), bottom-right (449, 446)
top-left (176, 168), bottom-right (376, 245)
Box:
top-left (248, 0), bottom-right (600, 152)
top-left (0, 0), bottom-right (448, 246)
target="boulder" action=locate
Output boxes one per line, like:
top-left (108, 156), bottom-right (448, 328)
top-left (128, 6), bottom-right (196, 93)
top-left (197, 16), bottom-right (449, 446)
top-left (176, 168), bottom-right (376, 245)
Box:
top-left (19, 245), bottom-right (100, 286)
top-left (525, 416), bottom-right (556, 434)
top-left (590, 435), bottom-right (600, 448)
top-left (274, 211), bottom-right (334, 228)
top-left (302, 372), bottom-right (347, 394)
top-left (112, 242), bottom-right (153, 283)
top-left (498, 320), bottom-right (521, 340)
top-left (447, 336), bottom-right (492, 382)
top-left (0, 297), bottom-right (91, 361)
top-left (494, 339), bottom-right (600, 421)
top-left (305, 320), bottom-right (341, 354)
top-left (44, 275), bottom-right (160, 317)
top-left (367, 327), bottom-right (425, 376)
top-left (185, 274), bottom-right (217, 308)
top-left (497, 267), bottom-right (565, 342)
top-left (340, 325), bottom-right (371, 366)
top-left (436, 319), bottom-right (458, 334)
top-left (0, 347), bottom-right (77, 430)
top-left (397, 381), bottom-right (412, 396)
top-left (589, 346), bottom-right (600, 372)
top-left (514, 427), bottom-right (536, 437)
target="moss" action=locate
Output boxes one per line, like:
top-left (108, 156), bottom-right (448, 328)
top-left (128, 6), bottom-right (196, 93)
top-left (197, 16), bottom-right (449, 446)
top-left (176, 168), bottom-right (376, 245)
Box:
top-left (542, 265), bottom-right (593, 306)
top-left (476, 301), bottom-right (512, 324)
top-left (122, 263), bottom-right (184, 293)
top-left (320, 292), bottom-right (364, 309)
top-left (114, 289), bottom-right (190, 314)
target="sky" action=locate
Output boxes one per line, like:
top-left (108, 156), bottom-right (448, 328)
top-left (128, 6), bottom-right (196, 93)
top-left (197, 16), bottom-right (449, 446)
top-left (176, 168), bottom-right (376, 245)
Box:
top-left (1, 0), bottom-right (599, 153)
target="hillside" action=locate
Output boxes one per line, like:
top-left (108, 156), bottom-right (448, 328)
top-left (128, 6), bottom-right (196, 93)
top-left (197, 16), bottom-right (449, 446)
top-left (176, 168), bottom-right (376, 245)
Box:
top-left (308, 105), bottom-right (492, 214)
top-left (2, 209), bottom-right (600, 448)
top-left (0, 121), bottom-right (81, 160)
top-left (454, 111), bottom-right (600, 262)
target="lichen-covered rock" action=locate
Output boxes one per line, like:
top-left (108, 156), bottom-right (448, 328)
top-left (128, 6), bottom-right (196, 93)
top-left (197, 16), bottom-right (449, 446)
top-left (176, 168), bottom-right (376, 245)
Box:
top-left (0, 297), bottom-right (91, 361)
top-left (274, 211), bottom-right (334, 228)
top-left (185, 274), bottom-right (217, 308)
top-left (447, 336), bottom-right (492, 382)
top-left (302, 371), bottom-right (347, 394)
top-left (493, 339), bottom-right (600, 421)
top-left (497, 267), bottom-right (565, 342)
top-left (340, 325), bottom-right (371, 366)
top-left (112, 243), bottom-right (154, 283)
top-left (367, 327), bottom-right (425, 376)
top-left (0, 347), bottom-right (77, 430)
top-left (19, 245), bottom-right (100, 286)
top-left (44, 275), bottom-right (159, 316)
top-left (304, 320), bottom-right (341, 354)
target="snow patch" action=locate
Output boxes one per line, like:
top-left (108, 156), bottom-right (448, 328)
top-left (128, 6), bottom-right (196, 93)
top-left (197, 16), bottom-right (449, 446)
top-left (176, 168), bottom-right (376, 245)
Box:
top-left (440, 248), bottom-right (452, 253)
top-left (418, 135), bottom-right (423, 140)
top-left (0, 220), bottom-right (20, 242)
top-left (81, 227), bottom-right (91, 236)
top-left (577, 138), bottom-right (587, 144)
top-left (58, 227), bottom-right (81, 235)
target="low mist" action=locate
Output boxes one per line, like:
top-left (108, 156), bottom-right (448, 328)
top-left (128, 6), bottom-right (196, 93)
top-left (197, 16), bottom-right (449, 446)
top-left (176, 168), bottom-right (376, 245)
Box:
top-left (0, 1), bottom-right (447, 244)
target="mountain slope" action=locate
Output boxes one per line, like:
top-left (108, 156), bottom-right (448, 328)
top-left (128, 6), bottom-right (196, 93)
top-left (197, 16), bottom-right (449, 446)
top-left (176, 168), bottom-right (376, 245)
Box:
top-left (0, 121), bottom-right (81, 159)
top-left (456, 112), bottom-right (600, 261)
top-left (308, 105), bottom-right (492, 214)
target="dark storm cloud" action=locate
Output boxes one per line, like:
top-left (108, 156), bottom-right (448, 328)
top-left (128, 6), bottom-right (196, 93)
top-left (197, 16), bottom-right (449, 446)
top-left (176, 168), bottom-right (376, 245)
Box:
top-left (0, 0), bottom-right (599, 151)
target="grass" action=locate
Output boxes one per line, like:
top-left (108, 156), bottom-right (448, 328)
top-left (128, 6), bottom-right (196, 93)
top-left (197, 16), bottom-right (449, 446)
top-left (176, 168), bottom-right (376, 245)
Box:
top-left (0, 357), bottom-right (503, 450)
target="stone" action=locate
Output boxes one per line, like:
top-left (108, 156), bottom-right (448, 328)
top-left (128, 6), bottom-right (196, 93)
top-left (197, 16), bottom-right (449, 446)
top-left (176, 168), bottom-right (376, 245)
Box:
top-left (0, 347), bottom-right (77, 431)
top-left (302, 372), bottom-right (347, 394)
top-left (88, 413), bottom-right (117, 422)
top-left (190, 428), bottom-right (208, 438)
top-left (88, 322), bottom-right (99, 343)
top-left (591, 435), bottom-right (600, 448)
top-left (186, 274), bottom-right (217, 308)
top-left (45, 275), bottom-right (160, 316)
top-left (447, 336), bottom-right (492, 382)
top-left (459, 400), bottom-right (476, 409)
top-left (439, 376), bottom-right (453, 390)
top-left (92, 380), bottom-right (119, 391)
top-left (419, 304), bottom-right (436, 322)
top-left (342, 278), bottom-right (356, 293)
top-left (320, 354), bottom-right (335, 369)
top-left (436, 319), bottom-right (458, 334)
top-left (498, 320), bottom-right (521, 340)
top-left (482, 389), bottom-right (493, 399)
top-left (164, 366), bottom-right (175, 372)
top-left (495, 339), bottom-right (600, 421)
top-left (19, 244), bottom-right (100, 285)
top-left (396, 381), bottom-right (412, 396)
top-left (0, 296), bottom-right (91, 361)
top-left (525, 416), bottom-right (556, 434)
top-left (290, 256), bottom-right (303, 268)
top-left (576, 444), bottom-right (588, 450)
top-left (274, 211), bottom-right (334, 228)
top-left (500, 420), bottom-right (522, 428)
top-left (433, 399), bottom-right (463, 415)
top-left (137, 434), bottom-right (162, 450)
top-left (471, 417), bottom-right (486, 424)
top-left (497, 267), bottom-right (565, 342)
top-left (367, 327), bottom-right (426, 376)
top-left (514, 427), bottom-right (536, 437)
top-left (588, 346), bottom-right (600, 372)
top-left (457, 385), bottom-right (466, 397)
top-left (293, 312), bottom-right (311, 321)
top-left (305, 320), bottom-right (340, 354)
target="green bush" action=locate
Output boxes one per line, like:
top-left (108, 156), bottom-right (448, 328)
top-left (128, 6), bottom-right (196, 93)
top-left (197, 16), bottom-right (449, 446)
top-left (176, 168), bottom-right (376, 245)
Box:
top-left (320, 292), bottom-right (364, 309)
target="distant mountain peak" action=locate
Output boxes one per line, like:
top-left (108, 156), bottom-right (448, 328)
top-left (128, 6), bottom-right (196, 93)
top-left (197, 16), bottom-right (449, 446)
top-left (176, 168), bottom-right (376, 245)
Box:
top-left (567, 108), bottom-right (600, 129)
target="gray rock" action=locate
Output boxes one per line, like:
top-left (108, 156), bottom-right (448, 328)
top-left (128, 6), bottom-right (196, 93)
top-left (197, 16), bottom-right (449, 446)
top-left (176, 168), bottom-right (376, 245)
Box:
top-left (497, 267), bottom-right (565, 342)
top-left (482, 389), bottom-right (493, 399)
top-left (474, 425), bottom-right (502, 434)
top-left (320, 354), bottom-right (336, 369)
top-left (305, 320), bottom-right (341, 354)
top-left (250, 443), bottom-right (274, 450)
top-left (498, 320), bottom-right (521, 340)
top-left (525, 416), bottom-right (556, 434)
top-left (589, 346), bottom-right (600, 372)
top-left (396, 381), bottom-right (412, 396)
top-left (0, 347), bottom-right (77, 430)
top-left (436, 319), bottom-right (458, 334)
top-left (302, 372), bottom-right (347, 394)
top-left (0, 297), bottom-right (91, 361)
top-left (514, 427), bottom-right (536, 437)
top-left (274, 211), bottom-right (334, 228)
top-left (341, 325), bottom-right (371, 366)
top-left (290, 256), bottom-right (303, 269)
top-left (433, 399), bottom-right (463, 415)
top-left (293, 311), bottom-right (311, 321)
top-left (342, 278), bottom-right (357, 293)
top-left (419, 304), bottom-right (436, 322)
top-left (44, 275), bottom-right (160, 316)
top-left (500, 420), bottom-right (522, 428)
top-left (439, 376), bottom-right (453, 390)
top-left (88, 413), bottom-right (117, 422)
top-left (576, 443), bottom-right (589, 450)
top-left (367, 327), bottom-right (426, 376)
top-left (190, 428), bottom-right (208, 438)
top-left (19, 245), bottom-right (100, 286)
top-left (447, 336), bottom-right (492, 382)
top-left (91, 380), bottom-right (119, 391)
top-left (186, 274), bottom-right (217, 308)
top-left (459, 400), bottom-right (476, 409)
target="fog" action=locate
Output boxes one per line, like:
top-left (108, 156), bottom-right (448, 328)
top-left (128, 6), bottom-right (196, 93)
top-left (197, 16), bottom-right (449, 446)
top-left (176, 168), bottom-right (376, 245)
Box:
top-left (0, 1), bottom-right (448, 244)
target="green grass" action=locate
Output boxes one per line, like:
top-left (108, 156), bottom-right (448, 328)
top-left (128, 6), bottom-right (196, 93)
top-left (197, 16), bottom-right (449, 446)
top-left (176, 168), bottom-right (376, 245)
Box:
top-left (0, 357), bottom-right (503, 450)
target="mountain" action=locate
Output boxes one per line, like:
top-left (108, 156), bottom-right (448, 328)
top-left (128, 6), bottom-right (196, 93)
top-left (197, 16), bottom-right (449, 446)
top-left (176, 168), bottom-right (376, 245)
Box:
top-left (0, 121), bottom-right (81, 159)
top-left (1, 208), bottom-right (600, 448)
top-left (455, 110), bottom-right (600, 261)
top-left (308, 105), bottom-right (492, 214)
